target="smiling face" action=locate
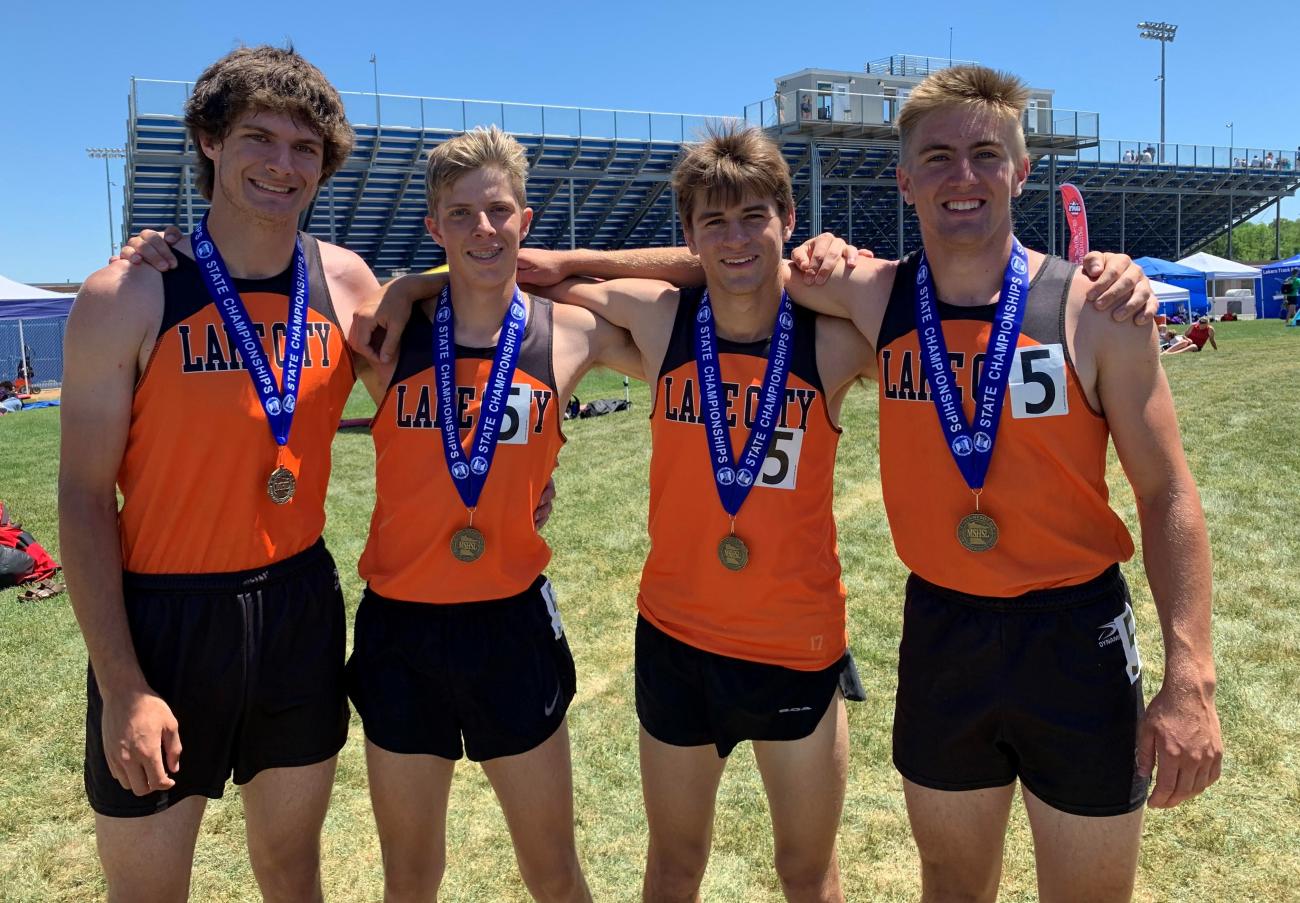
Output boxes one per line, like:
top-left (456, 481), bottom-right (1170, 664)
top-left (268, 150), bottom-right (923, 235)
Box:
top-left (683, 191), bottom-right (793, 300)
top-left (426, 166), bottom-right (533, 292)
top-left (199, 109), bottom-right (324, 227)
top-left (897, 104), bottom-right (1030, 252)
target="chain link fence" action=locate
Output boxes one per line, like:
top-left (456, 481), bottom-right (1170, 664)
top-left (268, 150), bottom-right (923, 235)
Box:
top-left (0, 317), bottom-right (67, 392)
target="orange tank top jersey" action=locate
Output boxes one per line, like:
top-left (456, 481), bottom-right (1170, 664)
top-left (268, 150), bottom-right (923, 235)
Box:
top-left (118, 235), bottom-right (353, 574)
top-left (359, 296), bottom-right (563, 604)
top-left (639, 287), bottom-right (846, 670)
top-left (877, 253), bottom-right (1134, 597)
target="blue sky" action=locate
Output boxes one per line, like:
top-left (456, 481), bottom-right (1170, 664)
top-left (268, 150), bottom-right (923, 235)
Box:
top-left (3, 0), bottom-right (1297, 283)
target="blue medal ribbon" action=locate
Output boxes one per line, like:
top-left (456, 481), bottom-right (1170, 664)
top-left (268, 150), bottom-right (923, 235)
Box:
top-left (913, 238), bottom-right (1030, 493)
top-left (191, 212), bottom-right (308, 449)
top-left (693, 289), bottom-right (796, 517)
top-left (433, 284), bottom-right (528, 511)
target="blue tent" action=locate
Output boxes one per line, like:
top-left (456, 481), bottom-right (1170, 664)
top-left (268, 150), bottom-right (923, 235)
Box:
top-left (1259, 255), bottom-right (1300, 319)
top-left (1134, 257), bottom-right (1208, 318)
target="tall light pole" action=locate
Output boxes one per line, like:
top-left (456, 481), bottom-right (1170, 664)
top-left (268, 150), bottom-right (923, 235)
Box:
top-left (86, 147), bottom-right (126, 257)
top-left (1138, 21), bottom-right (1177, 162)
top-left (369, 53), bottom-right (381, 127)
top-left (1226, 122), bottom-right (1234, 166)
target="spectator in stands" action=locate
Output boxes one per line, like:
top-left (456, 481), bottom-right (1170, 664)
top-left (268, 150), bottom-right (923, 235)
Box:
top-left (800, 93), bottom-right (812, 120)
top-left (774, 89), bottom-right (784, 124)
top-left (1265, 152), bottom-right (1276, 169)
top-left (1140, 146), bottom-right (1154, 163)
top-left (1164, 316), bottom-right (1218, 354)
top-left (1123, 149), bottom-right (1136, 163)
top-left (1251, 155), bottom-right (1262, 167)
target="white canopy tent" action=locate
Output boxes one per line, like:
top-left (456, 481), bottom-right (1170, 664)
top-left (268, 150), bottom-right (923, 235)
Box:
top-left (1150, 279), bottom-right (1191, 322)
top-left (1175, 253), bottom-right (1263, 318)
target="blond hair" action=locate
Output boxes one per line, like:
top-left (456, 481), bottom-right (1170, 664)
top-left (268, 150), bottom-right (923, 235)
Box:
top-left (672, 122), bottom-right (794, 226)
top-left (425, 126), bottom-right (529, 215)
top-left (897, 65), bottom-right (1030, 160)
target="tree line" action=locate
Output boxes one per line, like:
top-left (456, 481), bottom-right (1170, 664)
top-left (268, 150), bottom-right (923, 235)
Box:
top-left (1204, 217), bottom-right (1300, 262)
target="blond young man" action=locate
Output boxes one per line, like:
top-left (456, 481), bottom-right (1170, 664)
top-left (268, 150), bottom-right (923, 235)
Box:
top-left (340, 126), bottom-right (642, 903)
top-left (62, 46), bottom-right (385, 902)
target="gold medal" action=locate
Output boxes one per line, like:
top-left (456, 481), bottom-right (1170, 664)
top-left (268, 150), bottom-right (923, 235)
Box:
top-left (451, 526), bottom-right (485, 563)
top-left (957, 512), bottom-right (998, 552)
top-left (718, 534), bottom-right (749, 571)
top-left (267, 466), bottom-right (297, 504)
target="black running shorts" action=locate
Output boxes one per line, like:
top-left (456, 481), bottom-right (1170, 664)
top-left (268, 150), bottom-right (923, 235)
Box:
top-left (635, 615), bottom-right (864, 758)
top-left (85, 539), bottom-right (349, 818)
top-left (893, 565), bottom-right (1149, 817)
top-left (347, 575), bottom-right (576, 762)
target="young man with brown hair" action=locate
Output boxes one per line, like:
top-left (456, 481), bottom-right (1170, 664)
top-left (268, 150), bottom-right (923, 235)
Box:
top-left (60, 46), bottom-right (383, 902)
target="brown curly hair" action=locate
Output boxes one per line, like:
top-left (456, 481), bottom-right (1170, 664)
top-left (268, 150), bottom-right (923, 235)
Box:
top-left (185, 45), bottom-right (354, 200)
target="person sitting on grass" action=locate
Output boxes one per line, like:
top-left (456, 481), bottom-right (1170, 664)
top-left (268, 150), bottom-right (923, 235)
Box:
top-left (1164, 316), bottom-right (1218, 354)
top-left (0, 380), bottom-right (21, 414)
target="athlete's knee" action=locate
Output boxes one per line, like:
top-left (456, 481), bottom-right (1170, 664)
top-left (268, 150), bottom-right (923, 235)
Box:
top-left (644, 838), bottom-right (711, 902)
top-left (516, 847), bottom-right (587, 903)
top-left (773, 843), bottom-right (840, 901)
top-left (916, 853), bottom-right (1000, 903)
top-left (247, 833), bottom-right (324, 903)
top-left (383, 855), bottom-right (447, 903)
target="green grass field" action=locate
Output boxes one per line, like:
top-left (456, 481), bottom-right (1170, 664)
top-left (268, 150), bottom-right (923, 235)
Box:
top-left (1, 320), bottom-right (1297, 902)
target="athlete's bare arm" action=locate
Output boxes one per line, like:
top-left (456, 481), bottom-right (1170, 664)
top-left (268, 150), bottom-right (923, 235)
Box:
top-left (59, 262), bottom-right (181, 799)
top-left (1071, 274), bottom-right (1222, 811)
top-left (813, 315), bottom-right (878, 425)
top-left (317, 241), bottom-right (387, 403)
top-left (536, 277), bottom-right (680, 385)
top-left (347, 272), bottom-right (449, 367)
top-left (516, 246), bottom-right (704, 288)
top-left (789, 239), bottom-right (1161, 325)
top-left (550, 304), bottom-right (644, 402)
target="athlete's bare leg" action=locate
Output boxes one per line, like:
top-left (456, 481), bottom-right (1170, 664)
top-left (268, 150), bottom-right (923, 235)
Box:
top-left (365, 741), bottom-right (456, 902)
top-left (1162, 337), bottom-right (1196, 355)
top-left (480, 721), bottom-right (591, 903)
top-left (1022, 786), bottom-right (1143, 903)
top-left (639, 727), bottom-right (728, 903)
top-left (96, 796), bottom-right (207, 903)
top-left (241, 758), bottom-right (337, 903)
top-left (902, 779), bottom-right (1016, 903)
top-left (752, 697), bottom-right (849, 903)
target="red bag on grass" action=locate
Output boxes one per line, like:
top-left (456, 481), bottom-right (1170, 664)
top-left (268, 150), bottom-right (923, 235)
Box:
top-left (0, 501), bottom-right (59, 587)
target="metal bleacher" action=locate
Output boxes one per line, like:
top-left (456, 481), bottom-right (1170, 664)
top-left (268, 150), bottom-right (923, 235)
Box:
top-left (125, 77), bottom-right (1300, 275)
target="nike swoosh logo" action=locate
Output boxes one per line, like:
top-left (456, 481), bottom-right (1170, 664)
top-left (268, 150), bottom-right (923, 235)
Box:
top-left (543, 685), bottom-right (561, 717)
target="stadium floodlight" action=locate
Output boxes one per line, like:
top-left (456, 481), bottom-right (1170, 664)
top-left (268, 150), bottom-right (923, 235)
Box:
top-left (1137, 21), bottom-right (1177, 161)
top-left (87, 147), bottom-right (126, 258)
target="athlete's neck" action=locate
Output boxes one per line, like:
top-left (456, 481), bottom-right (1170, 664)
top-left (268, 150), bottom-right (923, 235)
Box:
top-left (920, 228), bottom-right (1016, 307)
top-left (447, 272), bottom-right (523, 346)
top-left (706, 278), bottom-right (783, 343)
top-left (204, 204), bottom-right (300, 280)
